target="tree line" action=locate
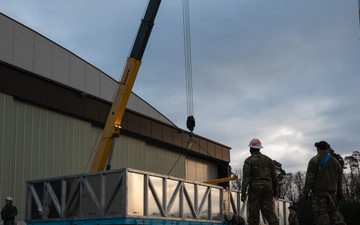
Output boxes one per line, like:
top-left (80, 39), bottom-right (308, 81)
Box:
top-left (231, 151), bottom-right (360, 225)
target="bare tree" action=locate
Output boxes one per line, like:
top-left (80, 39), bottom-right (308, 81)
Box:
top-left (281, 173), bottom-right (297, 201)
top-left (344, 151), bottom-right (360, 202)
top-left (230, 167), bottom-right (242, 190)
top-left (293, 171), bottom-right (306, 201)
top-left (273, 160), bottom-right (287, 198)
top-left (342, 172), bottom-right (352, 201)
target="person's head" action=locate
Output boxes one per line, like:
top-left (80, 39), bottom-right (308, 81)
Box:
top-left (314, 141), bottom-right (329, 152)
top-left (288, 205), bottom-right (296, 211)
top-left (5, 196), bottom-right (13, 205)
top-left (248, 138), bottom-right (263, 154)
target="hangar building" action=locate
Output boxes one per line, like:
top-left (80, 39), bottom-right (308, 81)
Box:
top-left (0, 13), bottom-right (231, 223)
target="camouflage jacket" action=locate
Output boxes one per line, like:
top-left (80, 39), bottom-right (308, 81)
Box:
top-left (288, 210), bottom-right (299, 225)
top-left (241, 152), bottom-right (278, 195)
top-left (1, 204), bottom-right (18, 220)
top-left (303, 151), bottom-right (343, 197)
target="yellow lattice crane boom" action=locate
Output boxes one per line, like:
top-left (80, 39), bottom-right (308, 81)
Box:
top-left (90, 0), bottom-right (162, 172)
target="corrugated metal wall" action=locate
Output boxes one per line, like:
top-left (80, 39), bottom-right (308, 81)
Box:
top-left (0, 93), bottom-right (99, 220)
top-left (0, 92), bottom-right (196, 222)
top-left (114, 138), bottom-right (186, 177)
top-left (186, 156), bottom-right (218, 182)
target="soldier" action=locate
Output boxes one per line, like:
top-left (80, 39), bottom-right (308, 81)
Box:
top-left (303, 140), bottom-right (347, 225)
top-left (288, 205), bottom-right (299, 225)
top-left (241, 138), bottom-right (279, 225)
top-left (328, 145), bottom-right (345, 169)
top-left (1, 197), bottom-right (18, 225)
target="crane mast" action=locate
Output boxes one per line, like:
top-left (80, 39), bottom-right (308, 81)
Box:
top-left (90, 0), bottom-right (161, 172)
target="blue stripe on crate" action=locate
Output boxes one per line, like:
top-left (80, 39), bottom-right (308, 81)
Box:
top-left (26, 218), bottom-right (227, 225)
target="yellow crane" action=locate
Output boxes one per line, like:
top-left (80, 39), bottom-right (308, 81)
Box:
top-left (90, 0), bottom-right (161, 172)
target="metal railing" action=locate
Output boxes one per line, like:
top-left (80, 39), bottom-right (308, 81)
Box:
top-left (26, 168), bottom-right (224, 223)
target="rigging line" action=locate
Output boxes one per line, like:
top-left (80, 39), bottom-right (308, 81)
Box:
top-left (358, 0), bottom-right (360, 39)
top-left (167, 152), bottom-right (185, 176)
top-left (182, 0), bottom-right (194, 117)
top-left (83, 129), bottom-right (102, 174)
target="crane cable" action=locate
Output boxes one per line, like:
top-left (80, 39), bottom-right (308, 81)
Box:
top-left (358, 0), bottom-right (360, 39)
top-left (170, 2), bottom-right (233, 176)
top-left (167, 0), bottom-right (194, 176)
top-left (182, 0), bottom-right (195, 135)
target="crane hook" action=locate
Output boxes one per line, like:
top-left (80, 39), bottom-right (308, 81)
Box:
top-left (186, 115), bottom-right (195, 135)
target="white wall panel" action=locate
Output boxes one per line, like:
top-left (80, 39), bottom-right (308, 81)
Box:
top-left (0, 14), bottom-right (13, 35)
top-left (34, 34), bottom-right (53, 76)
top-left (100, 75), bottom-right (116, 101)
top-left (52, 45), bottom-right (70, 83)
top-left (13, 23), bottom-right (34, 72)
top-left (0, 30), bottom-right (13, 62)
top-left (0, 12), bottom-right (173, 126)
top-left (69, 57), bottom-right (86, 91)
top-left (85, 65), bottom-right (100, 96)
top-left (14, 23), bottom-right (33, 44)
top-left (0, 43), bottom-right (12, 63)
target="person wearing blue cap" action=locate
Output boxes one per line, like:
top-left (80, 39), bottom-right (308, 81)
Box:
top-left (303, 141), bottom-right (346, 225)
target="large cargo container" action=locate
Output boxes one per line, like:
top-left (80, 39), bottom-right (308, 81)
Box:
top-left (25, 168), bottom-right (291, 225)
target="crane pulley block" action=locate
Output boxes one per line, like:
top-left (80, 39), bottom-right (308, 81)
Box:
top-left (186, 115), bottom-right (195, 132)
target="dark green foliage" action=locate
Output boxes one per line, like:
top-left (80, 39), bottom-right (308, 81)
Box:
top-left (295, 198), bottom-right (314, 225)
top-left (328, 148), bottom-right (345, 169)
top-left (273, 160), bottom-right (286, 197)
top-left (338, 201), bottom-right (360, 225)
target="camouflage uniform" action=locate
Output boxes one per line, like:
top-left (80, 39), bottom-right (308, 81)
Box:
top-left (303, 148), bottom-right (346, 225)
top-left (288, 208), bottom-right (299, 225)
top-left (1, 203), bottom-right (18, 225)
top-left (241, 151), bottom-right (279, 225)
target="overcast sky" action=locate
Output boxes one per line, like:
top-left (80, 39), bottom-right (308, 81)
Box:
top-left (1, 0), bottom-right (360, 173)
